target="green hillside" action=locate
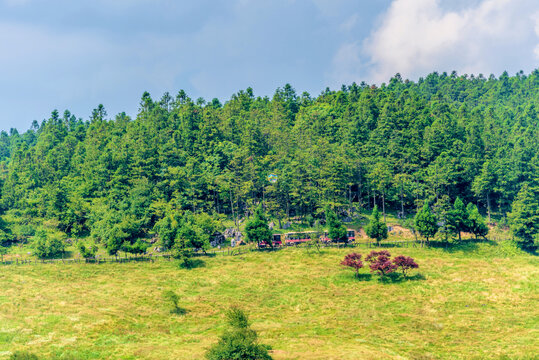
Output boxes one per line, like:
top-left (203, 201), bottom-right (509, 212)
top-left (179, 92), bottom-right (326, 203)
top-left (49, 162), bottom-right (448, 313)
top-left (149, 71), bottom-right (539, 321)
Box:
top-left (1, 243), bottom-right (537, 359)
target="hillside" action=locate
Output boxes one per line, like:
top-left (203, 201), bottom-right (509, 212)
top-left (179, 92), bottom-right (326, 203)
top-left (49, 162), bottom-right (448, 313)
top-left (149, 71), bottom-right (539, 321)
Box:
top-left (0, 71), bottom-right (538, 252)
top-left (1, 243), bottom-right (537, 359)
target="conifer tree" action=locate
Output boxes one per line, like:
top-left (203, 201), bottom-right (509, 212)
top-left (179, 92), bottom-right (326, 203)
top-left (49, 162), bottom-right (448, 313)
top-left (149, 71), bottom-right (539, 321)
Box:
top-left (466, 203), bottom-right (489, 239)
top-left (447, 197), bottom-right (468, 241)
top-left (245, 205), bottom-right (272, 246)
top-left (325, 205), bottom-right (347, 242)
top-left (414, 203), bottom-right (438, 244)
top-left (365, 205), bottom-right (388, 245)
top-left (508, 183), bottom-right (539, 249)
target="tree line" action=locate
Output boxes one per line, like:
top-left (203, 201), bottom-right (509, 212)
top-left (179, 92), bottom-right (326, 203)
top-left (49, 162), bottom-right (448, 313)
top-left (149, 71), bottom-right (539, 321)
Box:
top-left (0, 69), bottom-right (538, 253)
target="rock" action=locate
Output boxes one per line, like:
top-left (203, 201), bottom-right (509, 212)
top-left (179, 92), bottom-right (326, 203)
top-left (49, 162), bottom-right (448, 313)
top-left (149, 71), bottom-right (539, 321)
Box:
top-left (210, 232), bottom-right (225, 247)
top-left (268, 222), bottom-right (275, 230)
top-left (282, 222), bottom-right (291, 229)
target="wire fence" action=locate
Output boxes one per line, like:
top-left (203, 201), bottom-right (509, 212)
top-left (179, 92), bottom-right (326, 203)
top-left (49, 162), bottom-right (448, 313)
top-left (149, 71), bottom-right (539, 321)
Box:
top-left (0, 237), bottom-right (513, 267)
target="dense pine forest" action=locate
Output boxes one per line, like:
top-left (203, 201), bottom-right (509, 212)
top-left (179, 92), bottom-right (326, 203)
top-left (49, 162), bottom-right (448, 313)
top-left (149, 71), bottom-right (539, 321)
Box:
top-left (0, 70), bottom-right (538, 253)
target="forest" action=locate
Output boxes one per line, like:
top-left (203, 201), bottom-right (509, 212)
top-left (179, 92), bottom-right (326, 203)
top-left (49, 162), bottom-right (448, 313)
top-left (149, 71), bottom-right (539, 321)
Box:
top-left (0, 70), bottom-right (538, 255)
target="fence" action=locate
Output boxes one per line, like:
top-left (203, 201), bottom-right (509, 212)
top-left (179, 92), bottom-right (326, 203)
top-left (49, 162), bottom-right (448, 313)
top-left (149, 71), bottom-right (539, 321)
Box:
top-left (0, 237), bottom-right (509, 267)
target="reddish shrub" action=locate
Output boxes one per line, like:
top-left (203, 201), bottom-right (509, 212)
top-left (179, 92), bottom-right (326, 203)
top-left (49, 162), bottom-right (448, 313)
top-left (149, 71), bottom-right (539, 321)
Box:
top-left (341, 253), bottom-right (363, 277)
top-left (365, 250), bottom-right (397, 277)
top-left (392, 255), bottom-right (419, 277)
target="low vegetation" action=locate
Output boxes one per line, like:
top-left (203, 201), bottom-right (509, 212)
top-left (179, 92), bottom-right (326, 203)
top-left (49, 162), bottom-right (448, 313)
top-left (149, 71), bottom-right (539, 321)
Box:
top-left (0, 242), bottom-right (536, 359)
top-left (206, 307), bottom-right (272, 360)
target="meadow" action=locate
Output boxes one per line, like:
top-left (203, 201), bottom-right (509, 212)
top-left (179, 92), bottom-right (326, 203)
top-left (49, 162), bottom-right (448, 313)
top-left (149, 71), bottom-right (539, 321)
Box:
top-left (0, 241), bottom-right (537, 360)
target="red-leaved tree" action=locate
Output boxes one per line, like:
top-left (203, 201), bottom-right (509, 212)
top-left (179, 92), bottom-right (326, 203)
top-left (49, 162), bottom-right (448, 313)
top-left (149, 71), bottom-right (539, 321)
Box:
top-left (365, 250), bottom-right (397, 277)
top-left (341, 253), bottom-right (363, 277)
top-left (392, 255), bottom-right (419, 277)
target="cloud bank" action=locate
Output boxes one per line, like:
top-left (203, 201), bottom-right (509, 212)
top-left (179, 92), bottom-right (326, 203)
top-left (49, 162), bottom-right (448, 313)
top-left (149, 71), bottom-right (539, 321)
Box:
top-left (331, 0), bottom-right (539, 85)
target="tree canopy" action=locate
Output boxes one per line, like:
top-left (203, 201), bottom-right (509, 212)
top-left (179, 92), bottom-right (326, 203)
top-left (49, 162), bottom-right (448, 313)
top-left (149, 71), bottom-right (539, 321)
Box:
top-left (0, 70), bottom-right (536, 249)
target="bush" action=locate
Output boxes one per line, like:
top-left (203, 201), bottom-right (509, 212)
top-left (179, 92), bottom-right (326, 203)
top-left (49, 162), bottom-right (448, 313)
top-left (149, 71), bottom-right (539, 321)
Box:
top-left (365, 250), bottom-right (397, 277)
top-left (33, 229), bottom-right (66, 259)
top-left (206, 307), bottom-right (272, 360)
top-left (10, 351), bottom-right (39, 360)
top-left (78, 241), bottom-right (98, 259)
top-left (392, 255), bottom-right (419, 277)
top-left (340, 253), bottom-right (363, 277)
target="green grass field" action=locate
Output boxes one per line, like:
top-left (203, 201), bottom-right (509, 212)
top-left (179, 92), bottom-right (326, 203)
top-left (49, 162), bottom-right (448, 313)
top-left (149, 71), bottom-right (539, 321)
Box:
top-left (0, 241), bottom-right (537, 359)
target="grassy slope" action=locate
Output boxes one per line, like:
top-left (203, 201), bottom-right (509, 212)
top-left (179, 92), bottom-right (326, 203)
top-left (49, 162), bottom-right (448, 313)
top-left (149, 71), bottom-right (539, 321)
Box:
top-left (0, 242), bottom-right (537, 360)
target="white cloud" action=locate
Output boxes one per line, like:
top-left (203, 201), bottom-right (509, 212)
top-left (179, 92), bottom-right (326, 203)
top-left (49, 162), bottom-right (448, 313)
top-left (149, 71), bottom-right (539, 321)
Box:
top-left (331, 0), bottom-right (539, 85)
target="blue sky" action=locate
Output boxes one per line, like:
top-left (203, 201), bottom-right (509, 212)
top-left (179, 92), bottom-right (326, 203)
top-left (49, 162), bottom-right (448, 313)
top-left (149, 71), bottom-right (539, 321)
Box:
top-left (1, 0), bottom-right (539, 131)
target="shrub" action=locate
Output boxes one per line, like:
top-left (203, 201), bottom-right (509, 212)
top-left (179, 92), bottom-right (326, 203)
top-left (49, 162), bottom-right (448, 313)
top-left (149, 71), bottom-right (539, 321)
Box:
top-left (78, 241), bottom-right (98, 259)
top-left (340, 253), bottom-right (363, 277)
top-left (33, 229), bottom-right (66, 259)
top-left (308, 231), bottom-right (323, 253)
top-left (225, 306), bottom-right (250, 329)
top-left (10, 351), bottom-right (39, 360)
top-left (392, 255), bottom-right (419, 277)
top-left (121, 239), bottom-right (149, 254)
top-left (365, 250), bottom-right (397, 277)
top-left (206, 307), bottom-right (272, 360)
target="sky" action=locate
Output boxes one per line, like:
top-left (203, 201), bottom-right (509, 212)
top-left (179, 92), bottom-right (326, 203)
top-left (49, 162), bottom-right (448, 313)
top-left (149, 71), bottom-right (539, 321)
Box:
top-left (1, 0), bottom-right (539, 131)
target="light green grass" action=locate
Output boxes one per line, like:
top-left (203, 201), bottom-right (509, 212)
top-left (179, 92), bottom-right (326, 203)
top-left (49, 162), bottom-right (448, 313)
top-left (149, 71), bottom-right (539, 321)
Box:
top-left (0, 242), bottom-right (537, 359)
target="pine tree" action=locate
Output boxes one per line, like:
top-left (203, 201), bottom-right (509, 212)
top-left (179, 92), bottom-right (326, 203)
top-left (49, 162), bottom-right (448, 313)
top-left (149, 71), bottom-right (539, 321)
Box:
top-left (508, 183), bottom-right (539, 249)
top-left (414, 203), bottom-right (438, 244)
top-left (245, 205), bottom-right (272, 246)
top-left (466, 203), bottom-right (489, 239)
top-left (365, 205), bottom-right (388, 245)
top-left (447, 197), bottom-right (468, 241)
top-left (325, 205), bottom-right (347, 242)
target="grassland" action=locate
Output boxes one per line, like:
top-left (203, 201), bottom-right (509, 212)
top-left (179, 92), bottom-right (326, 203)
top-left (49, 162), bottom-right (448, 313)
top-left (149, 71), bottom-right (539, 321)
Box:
top-left (0, 241), bottom-right (537, 359)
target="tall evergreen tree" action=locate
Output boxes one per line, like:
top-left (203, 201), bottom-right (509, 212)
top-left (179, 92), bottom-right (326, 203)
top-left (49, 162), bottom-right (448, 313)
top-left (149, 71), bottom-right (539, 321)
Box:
top-left (508, 183), bottom-right (539, 249)
top-left (365, 205), bottom-right (388, 245)
top-left (414, 203), bottom-right (438, 244)
top-left (244, 205), bottom-right (272, 246)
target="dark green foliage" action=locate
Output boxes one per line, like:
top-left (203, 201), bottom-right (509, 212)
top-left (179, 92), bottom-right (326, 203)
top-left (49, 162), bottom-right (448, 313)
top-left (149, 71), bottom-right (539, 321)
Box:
top-left (365, 206), bottom-right (388, 244)
top-left (225, 307), bottom-right (250, 329)
top-left (508, 183), bottom-right (539, 249)
top-left (155, 210), bottom-right (222, 252)
top-left (0, 72), bottom-right (537, 246)
top-left (414, 204), bottom-right (438, 243)
top-left (325, 206), bottom-right (347, 242)
top-left (77, 241), bottom-right (98, 259)
top-left (206, 307), bottom-right (272, 360)
top-left (244, 205), bottom-right (272, 246)
top-left (33, 229), bottom-right (66, 259)
top-left (121, 239), bottom-right (148, 254)
top-left (9, 351), bottom-right (39, 360)
top-left (466, 203), bottom-right (489, 239)
top-left (171, 237), bottom-right (194, 268)
top-left (446, 197), bottom-right (468, 241)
